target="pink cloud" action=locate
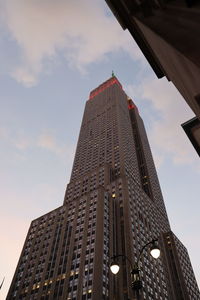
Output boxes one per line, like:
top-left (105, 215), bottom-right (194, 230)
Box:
top-left (2, 0), bottom-right (142, 86)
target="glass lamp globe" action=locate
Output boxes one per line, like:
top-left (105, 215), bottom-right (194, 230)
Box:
top-left (150, 246), bottom-right (160, 259)
top-left (110, 262), bottom-right (120, 274)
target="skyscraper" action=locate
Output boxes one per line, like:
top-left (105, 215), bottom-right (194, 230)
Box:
top-left (7, 76), bottom-right (200, 300)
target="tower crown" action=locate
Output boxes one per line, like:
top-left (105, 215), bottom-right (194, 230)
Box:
top-left (89, 76), bottom-right (122, 100)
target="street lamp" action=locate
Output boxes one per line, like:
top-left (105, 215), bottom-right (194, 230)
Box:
top-left (110, 239), bottom-right (160, 298)
top-left (110, 261), bottom-right (120, 275)
top-left (150, 241), bottom-right (160, 259)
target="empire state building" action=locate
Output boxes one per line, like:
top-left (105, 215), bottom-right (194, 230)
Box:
top-left (7, 76), bottom-right (200, 300)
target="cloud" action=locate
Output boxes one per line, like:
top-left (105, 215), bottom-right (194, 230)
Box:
top-left (37, 133), bottom-right (61, 153)
top-left (126, 77), bottom-right (199, 169)
top-left (1, 0), bottom-right (142, 86)
top-left (14, 133), bottom-right (32, 150)
top-left (37, 132), bottom-right (75, 159)
top-left (0, 126), bottom-right (75, 160)
top-left (0, 128), bottom-right (32, 151)
top-left (0, 126), bottom-right (9, 138)
top-left (12, 67), bottom-right (39, 87)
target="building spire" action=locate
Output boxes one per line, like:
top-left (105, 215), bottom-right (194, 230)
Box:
top-left (112, 70), bottom-right (115, 77)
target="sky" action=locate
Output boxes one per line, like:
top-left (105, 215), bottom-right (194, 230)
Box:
top-left (0, 0), bottom-right (199, 298)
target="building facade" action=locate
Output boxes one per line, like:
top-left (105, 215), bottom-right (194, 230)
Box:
top-left (161, 231), bottom-right (200, 300)
top-left (7, 77), bottom-right (200, 300)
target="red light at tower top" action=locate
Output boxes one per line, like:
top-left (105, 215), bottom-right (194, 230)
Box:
top-left (128, 98), bottom-right (138, 112)
top-left (128, 103), bottom-right (135, 110)
top-left (89, 76), bottom-right (138, 113)
top-left (89, 76), bottom-right (122, 100)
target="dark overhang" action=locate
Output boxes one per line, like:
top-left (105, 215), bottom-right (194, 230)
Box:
top-left (182, 117), bottom-right (200, 157)
top-left (105, 0), bottom-right (165, 79)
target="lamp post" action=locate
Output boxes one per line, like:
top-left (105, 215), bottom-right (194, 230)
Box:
top-left (110, 239), bottom-right (160, 299)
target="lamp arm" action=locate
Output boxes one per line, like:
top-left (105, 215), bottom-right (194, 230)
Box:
top-left (136, 239), bottom-right (158, 266)
top-left (111, 238), bottom-right (159, 271)
top-left (111, 254), bottom-right (133, 270)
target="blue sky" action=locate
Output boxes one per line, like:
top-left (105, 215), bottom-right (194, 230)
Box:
top-left (0, 0), bottom-right (199, 298)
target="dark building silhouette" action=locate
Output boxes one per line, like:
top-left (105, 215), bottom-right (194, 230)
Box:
top-left (105, 0), bottom-right (200, 155)
top-left (182, 117), bottom-right (200, 157)
top-left (7, 77), bottom-right (200, 299)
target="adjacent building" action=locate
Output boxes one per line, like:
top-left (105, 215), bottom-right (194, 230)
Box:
top-left (161, 231), bottom-right (200, 300)
top-left (182, 117), bottom-right (200, 157)
top-left (7, 76), bottom-right (200, 299)
top-left (105, 0), bottom-right (200, 155)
